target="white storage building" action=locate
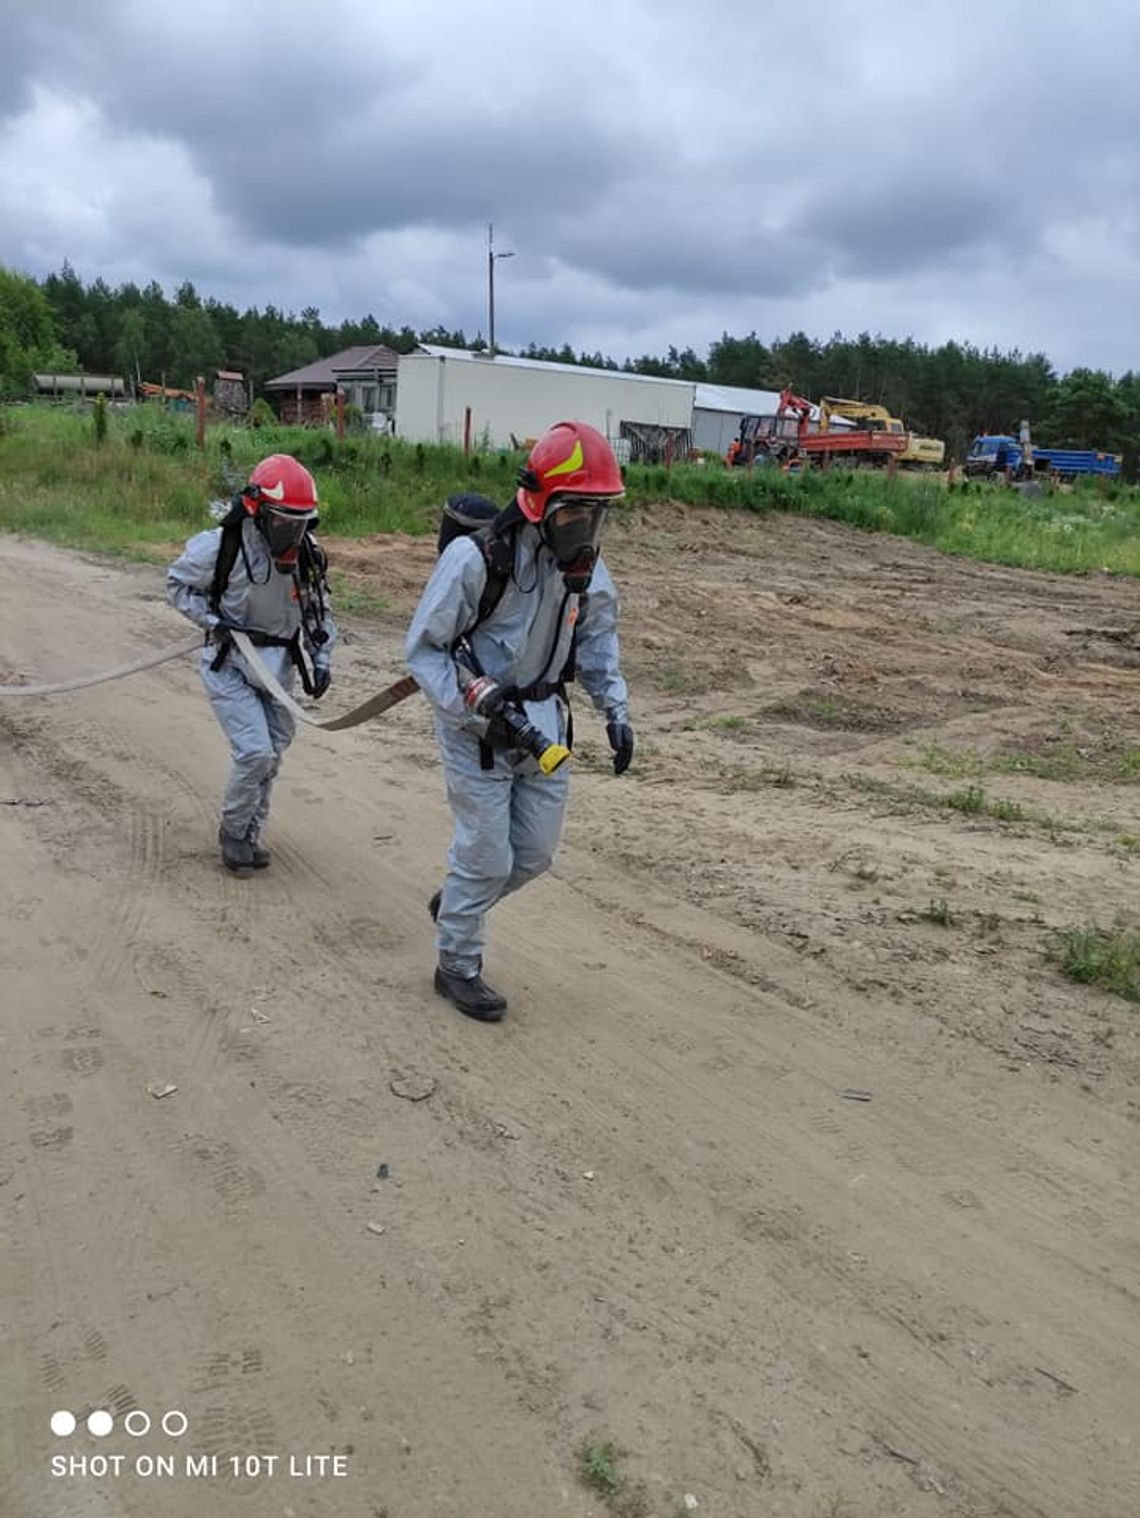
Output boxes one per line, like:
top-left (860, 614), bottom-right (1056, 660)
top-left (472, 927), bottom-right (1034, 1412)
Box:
top-left (692, 382), bottom-right (790, 455)
top-left (395, 345), bottom-right (695, 460)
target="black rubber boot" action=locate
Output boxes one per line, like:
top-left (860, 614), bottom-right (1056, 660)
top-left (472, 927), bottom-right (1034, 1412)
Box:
top-left (218, 826), bottom-right (256, 873)
top-left (245, 828), bottom-right (271, 869)
top-left (433, 967), bottom-right (507, 1022)
top-left (428, 889), bottom-right (442, 922)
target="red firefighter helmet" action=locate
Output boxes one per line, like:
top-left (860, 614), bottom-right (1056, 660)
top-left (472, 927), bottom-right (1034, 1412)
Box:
top-left (243, 454), bottom-right (319, 564)
top-left (244, 454), bottom-right (319, 515)
top-left (516, 421), bottom-right (623, 523)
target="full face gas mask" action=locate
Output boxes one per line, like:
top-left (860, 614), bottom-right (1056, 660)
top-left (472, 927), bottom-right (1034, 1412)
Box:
top-left (540, 496), bottom-right (610, 593)
top-left (256, 504), bottom-right (316, 571)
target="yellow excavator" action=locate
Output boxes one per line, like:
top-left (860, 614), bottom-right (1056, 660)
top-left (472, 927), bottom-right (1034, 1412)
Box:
top-left (818, 397), bottom-right (945, 469)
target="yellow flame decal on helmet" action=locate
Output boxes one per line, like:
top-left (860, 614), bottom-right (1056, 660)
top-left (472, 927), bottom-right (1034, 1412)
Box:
top-left (543, 438), bottom-right (584, 479)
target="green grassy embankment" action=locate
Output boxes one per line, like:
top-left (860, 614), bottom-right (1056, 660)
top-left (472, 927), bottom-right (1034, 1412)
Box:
top-left (2, 404), bottom-right (1139, 577)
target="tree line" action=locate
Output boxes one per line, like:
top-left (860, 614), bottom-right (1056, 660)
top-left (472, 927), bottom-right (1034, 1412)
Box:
top-left (1, 262), bottom-right (1137, 467)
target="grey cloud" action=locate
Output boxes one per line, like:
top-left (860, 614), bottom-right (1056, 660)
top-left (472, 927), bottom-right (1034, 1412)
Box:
top-left (2, 1), bottom-right (663, 249)
top-left (0, 4), bottom-right (92, 118)
top-left (185, 111), bottom-right (658, 248)
top-left (545, 208), bottom-right (828, 300)
top-left (3, 0), bottom-right (1140, 372)
top-left (794, 180), bottom-right (1032, 281)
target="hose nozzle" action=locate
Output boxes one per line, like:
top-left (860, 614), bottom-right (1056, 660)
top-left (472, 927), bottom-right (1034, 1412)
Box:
top-left (536, 741), bottom-right (571, 775)
top-left (496, 705), bottom-right (571, 775)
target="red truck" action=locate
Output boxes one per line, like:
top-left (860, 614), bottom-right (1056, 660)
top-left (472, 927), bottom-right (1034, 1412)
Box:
top-left (728, 388), bottom-right (907, 470)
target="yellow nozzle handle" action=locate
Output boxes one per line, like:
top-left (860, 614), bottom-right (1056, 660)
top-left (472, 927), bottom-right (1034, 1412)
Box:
top-left (537, 742), bottom-right (572, 775)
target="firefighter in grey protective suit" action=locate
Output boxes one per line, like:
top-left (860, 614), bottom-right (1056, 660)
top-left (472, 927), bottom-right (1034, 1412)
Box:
top-left (406, 421), bottom-right (634, 1022)
top-left (167, 454), bottom-right (337, 872)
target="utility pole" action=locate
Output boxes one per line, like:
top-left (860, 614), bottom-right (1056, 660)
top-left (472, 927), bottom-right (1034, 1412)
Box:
top-left (487, 222), bottom-right (514, 356)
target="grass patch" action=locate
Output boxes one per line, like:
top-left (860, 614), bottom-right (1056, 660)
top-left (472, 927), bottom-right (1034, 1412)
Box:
top-left (626, 460), bottom-right (1140, 577)
top-left (909, 740), bottom-right (1082, 784)
top-left (993, 746), bottom-right (1085, 783)
top-left (907, 738), bottom-right (1140, 787)
top-left (0, 404), bottom-right (523, 551)
top-left (908, 743), bottom-right (988, 780)
top-left (805, 695), bottom-right (839, 721)
top-left (8, 406), bottom-right (1140, 580)
top-left (767, 692), bottom-right (861, 729)
top-left (328, 573), bottom-right (389, 616)
top-left (681, 713), bottom-right (749, 731)
top-left (849, 773), bottom-right (1033, 826)
top-left (656, 667), bottom-right (713, 696)
top-left (944, 783), bottom-right (989, 815)
top-left (1047, 922), bottom-right (1140, 1002)
top-left (717, 761), bottom-right (796, 790)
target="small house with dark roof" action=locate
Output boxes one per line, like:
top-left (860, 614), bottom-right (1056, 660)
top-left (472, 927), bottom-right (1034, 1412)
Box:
top-left (265, 345), bottom-right (400, 428)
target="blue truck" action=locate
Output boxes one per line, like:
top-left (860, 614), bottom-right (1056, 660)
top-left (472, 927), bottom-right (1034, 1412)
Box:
top-left (965, 434), bottom-right (1122, 482)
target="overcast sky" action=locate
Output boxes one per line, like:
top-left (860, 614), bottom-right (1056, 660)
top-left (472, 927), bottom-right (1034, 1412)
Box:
top-left (2, 1), bottom-right (1138, 374)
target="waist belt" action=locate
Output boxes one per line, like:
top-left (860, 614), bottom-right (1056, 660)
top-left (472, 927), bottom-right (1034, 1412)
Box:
top-left (209, 628), bottom-right (315, 696)
top-left (244, 630), bottom-right (297, 649)
top-left (509, 679), bottom-right (565, 703)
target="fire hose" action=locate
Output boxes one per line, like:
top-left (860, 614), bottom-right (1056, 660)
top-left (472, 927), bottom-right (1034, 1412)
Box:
top-left (0, 633), bottom-right (419, 731)
top-left (0, 633), bottom-right (570, 767)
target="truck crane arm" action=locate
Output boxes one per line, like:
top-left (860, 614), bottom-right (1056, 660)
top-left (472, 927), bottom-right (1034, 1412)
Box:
top-left (776, 387), bottom-right (814, 442)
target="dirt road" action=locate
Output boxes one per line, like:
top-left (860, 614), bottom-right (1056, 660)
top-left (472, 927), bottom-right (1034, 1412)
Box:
top-left (1, 510), bottom-right (1137, 1518)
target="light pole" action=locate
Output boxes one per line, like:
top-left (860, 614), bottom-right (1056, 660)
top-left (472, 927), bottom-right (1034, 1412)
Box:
top-left (487, 222), bottom-right (514, 356)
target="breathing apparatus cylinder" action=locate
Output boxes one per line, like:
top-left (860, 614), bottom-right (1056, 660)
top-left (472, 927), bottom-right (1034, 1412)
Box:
top-left (454, 647), bottom-right (571, 776)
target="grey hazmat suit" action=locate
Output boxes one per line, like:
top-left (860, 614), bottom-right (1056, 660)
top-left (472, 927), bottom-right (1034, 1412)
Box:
top-left (167, 516), bottom-right (337, 843)
top-left (405, 522), bottom-right (629, 979)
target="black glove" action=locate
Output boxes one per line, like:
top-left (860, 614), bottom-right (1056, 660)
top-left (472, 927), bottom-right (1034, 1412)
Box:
top-left (606, 718), bottom-right (634, 775)
top-left (484, 711), bottom-right (520, 751)
top-left (210, 616), bottom-right (240, 645)
top-left (463, 674), bottom-right (509, 719)
top-left (311, 664), bottom-right (331, 700)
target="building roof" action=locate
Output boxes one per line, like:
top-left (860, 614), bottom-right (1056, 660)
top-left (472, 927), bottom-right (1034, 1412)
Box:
top-left (694, 381), bottom-right (827, 422)
top-left (413, 344), bottom-right (693, 391)
top-left (217, 370), bottom-right (244, 382)
top-left (695, 382), bottom-right (786, 414)
top-left (265, 344), bottom-right (401, 390)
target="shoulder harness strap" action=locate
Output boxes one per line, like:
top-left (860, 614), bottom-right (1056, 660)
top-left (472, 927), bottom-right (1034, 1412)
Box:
top-left (209, 500), bottom-right (253, 614)
top-left (468, 501), bottom-right (524, 633)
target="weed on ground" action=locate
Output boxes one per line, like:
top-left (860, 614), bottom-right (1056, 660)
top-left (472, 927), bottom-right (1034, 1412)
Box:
top-left (577, 1440), bottom-right (651, 1516)
top-left (1047, 922), bottom-right (1140, 1002)
top-left (920, 897), bottom-right (954, 926)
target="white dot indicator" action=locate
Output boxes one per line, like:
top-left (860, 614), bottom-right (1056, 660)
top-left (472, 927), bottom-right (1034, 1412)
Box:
top-left (50, 1411), bottom-right (76, 1437)
top-left (161, 1410), bottom-right (188, 1438)
top-left (124, 1410), bottom-right (151, 1437)
top-left (87, 1411), bottom-right (114, 1438)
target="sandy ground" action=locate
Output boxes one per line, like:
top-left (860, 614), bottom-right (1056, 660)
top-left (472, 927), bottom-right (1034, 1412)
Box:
top-left (0, 508), bottom-right (1138, 1518)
